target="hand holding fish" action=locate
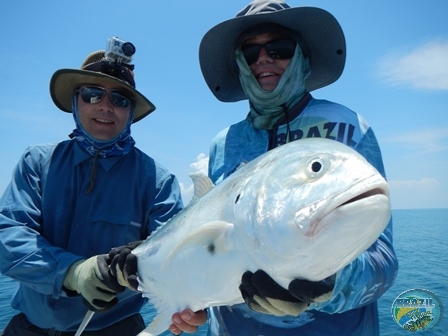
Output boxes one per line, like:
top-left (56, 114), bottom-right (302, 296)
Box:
top-left (169, 309), bottom-right (208, 335)
top-left (240, 270), bottom-right (335, 316)
top-left (63, 255), bottom-right (125, 311)
top-left (109, 240), bottom-right (144, 290)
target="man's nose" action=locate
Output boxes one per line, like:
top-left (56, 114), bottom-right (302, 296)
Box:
top-left (98, 92), bottom-right (114, 110)
top-left (255, 46), bottom-right (273, 64)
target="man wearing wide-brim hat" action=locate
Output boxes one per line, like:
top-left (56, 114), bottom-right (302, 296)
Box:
top-left (199, 1), bottom-right (397, 335)
top-left (0, 44), bottom-right (205, 335)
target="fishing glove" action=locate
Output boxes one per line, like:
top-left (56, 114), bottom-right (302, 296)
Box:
top-left (239, 270), bottom-right (336, 316)
top-left (108, 240), bottom-right (143, 290)
top-left (63, 255), bottom-right (125, 311)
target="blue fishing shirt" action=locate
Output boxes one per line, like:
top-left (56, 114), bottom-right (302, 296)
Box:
top-left (0, 139), bottom-right (183, 331)
top-left (207, 94), bottom-right (398, 336)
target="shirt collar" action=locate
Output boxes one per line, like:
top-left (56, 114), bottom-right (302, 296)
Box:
top-left (73, 140), bottom-right (125, 172)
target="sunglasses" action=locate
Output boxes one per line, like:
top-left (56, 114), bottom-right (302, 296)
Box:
top-left (241, 39), bottom-right (297, 66)
top-left (78, 86), bottom-right (133, 108)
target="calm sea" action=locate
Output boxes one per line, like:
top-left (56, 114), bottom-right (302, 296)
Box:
top-left (1, 209), bottom-right (446, 335)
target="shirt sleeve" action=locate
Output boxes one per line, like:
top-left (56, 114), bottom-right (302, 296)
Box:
top-left (0, 146), bottom-right (80, 299)
top-left (143, 167), bottom-right (184, 237)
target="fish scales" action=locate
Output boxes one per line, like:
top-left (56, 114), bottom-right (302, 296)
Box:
top-left (132, 138), bottom-right (391, 336)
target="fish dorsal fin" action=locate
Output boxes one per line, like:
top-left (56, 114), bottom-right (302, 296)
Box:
top-left (189, 172), bottom-right (214, 200)
top-left (163, 220), bottom-right (234, 267)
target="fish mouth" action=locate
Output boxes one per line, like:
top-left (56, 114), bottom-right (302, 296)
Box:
top-left (339, 187), bottom-right (386, 206)
top-left (296, 180), bottom-right (389, 238)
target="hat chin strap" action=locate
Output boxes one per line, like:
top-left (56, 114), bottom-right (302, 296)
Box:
top-left (69, 93), bottom-right (135, 158)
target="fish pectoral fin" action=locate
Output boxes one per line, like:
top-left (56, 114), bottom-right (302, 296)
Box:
top-left (137, 311), bottom-right (173, 336)
top-left (163, 220), bottom-right (235, 267)
top-left (189, 172), bottom-right (215, 199)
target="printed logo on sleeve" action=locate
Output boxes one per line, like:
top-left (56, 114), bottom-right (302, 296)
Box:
top-left (391, 288), bottom-right (443, 332)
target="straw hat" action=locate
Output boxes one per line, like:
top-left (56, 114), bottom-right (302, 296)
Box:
top-left (199, 0), bottom-right (346, 102)
top-left (50, 50), bottom-right (155, 123)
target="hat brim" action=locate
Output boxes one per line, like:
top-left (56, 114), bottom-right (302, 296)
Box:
top-left (199, 6), bottom-right (346, 102)
top-left (50, 69), bottom-right (156, 123)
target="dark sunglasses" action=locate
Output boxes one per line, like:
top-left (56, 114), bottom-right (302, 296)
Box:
top-left (78, 86), bottom-right (133, 108)
top-left (241, 39), bottom-right (297, 65)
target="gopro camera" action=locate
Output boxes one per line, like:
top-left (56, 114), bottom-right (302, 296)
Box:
top-left (105, 36), bottom-right (136, 64)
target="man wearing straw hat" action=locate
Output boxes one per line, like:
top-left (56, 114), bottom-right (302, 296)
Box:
top-left (198, 1), bottom-right (398, 335)
top-left (0, 39), bottom-right (205, 335)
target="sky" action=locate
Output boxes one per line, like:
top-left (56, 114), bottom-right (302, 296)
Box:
top-left (1, 0), bottom-right (447, 209)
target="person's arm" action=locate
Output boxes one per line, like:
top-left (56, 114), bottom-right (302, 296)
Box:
top-left (0, 146), bottom-right (80, 298)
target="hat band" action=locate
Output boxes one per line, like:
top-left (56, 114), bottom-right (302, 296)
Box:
top-left (83, 61), bottom-right (136, 88)
top-left (237, 2), bottom-right (291, 16)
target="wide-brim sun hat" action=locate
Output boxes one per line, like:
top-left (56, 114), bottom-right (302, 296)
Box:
top-left (50, 50), bottom-right (155, 123)
top-left (199, 0), bottom-right (346, 102)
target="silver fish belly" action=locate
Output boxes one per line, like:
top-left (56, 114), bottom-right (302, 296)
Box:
top-left (132, 138), bottom-right (391, 336)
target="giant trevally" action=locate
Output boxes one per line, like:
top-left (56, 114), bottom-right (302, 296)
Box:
top-left (132, 137), bottom-right (391, 336)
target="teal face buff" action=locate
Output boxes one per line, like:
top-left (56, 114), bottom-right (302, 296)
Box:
top-left (77, 86), bottom-right (133, 108)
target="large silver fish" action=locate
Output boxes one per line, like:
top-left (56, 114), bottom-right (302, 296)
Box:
top-left (133, 138), bottom-right (391, 336)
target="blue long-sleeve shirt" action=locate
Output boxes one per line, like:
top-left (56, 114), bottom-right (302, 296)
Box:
top-left (0, 139), bottom-right (183, 331)
top-left (207, 94), bottom-right (398, 335)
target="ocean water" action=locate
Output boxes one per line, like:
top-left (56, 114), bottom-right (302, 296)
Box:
top-left (377, 208), bottom-right (447, 335)
top-left (1, 209), bottom-right (446, 335)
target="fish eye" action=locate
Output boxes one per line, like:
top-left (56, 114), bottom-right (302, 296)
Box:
top-left (306, 156), bottom-right (328, 179)
top-left (311, 161), bottom-right (322, 173)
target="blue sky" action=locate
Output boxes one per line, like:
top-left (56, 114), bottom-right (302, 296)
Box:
top-left (1, 1), bottom-right (447, 209)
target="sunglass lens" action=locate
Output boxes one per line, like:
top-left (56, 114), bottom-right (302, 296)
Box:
top-left (266, 40), bottom-right (296, 60)
top-left (110, 91), bottom-right (131, 108)
top-left (80, 87), bottom-right (105, 104)
top-left (242, 45), bottom-right (261, 66)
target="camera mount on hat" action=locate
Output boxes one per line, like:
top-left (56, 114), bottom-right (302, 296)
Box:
top-left (102, 37), bottom-right (136, 75)
top-left (81, 36), bottom-right (137, 87)
top-left (105, 36), bottom-right (136, 65)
